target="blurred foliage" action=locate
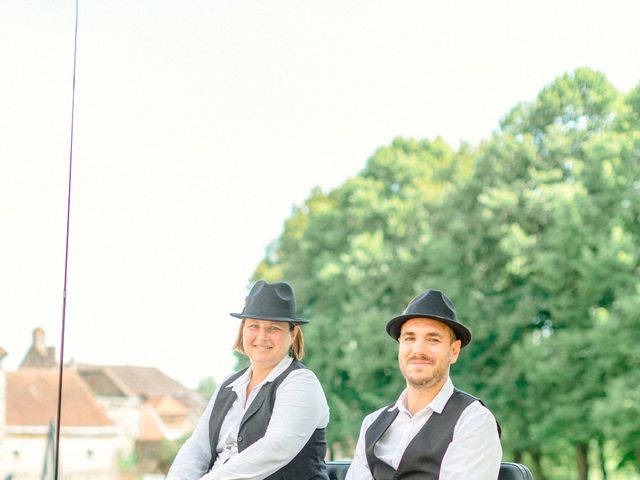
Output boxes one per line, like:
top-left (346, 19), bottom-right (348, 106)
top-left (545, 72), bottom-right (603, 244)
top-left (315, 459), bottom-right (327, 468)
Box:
top-left (158, 434), bottom-right (191, 473)
top-left (251, 68), bottom-right (640, 479)
top-left (118, 449), bottom-right (138, 473)
top-left (196, 376), bottom-right (218, 400)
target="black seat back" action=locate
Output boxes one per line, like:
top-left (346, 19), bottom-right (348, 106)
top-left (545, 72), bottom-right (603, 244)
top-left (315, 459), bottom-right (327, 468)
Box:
top-left (327, 460), bottom-right (350, 480)
top-left (499, 461), bottom-right (534, 480)
top-left (326, 461), bottom-right (533, 480)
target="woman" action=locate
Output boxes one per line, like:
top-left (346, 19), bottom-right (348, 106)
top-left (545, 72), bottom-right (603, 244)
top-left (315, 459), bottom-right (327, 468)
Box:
top-left (167, 280), bottom-right (330, 480)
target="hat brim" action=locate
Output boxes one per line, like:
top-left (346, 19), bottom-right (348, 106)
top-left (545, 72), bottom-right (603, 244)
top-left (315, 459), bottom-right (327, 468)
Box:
top-left (230, 312), bottom-right (309, 324)
top-left (386, 314), bottom-right (471, 347)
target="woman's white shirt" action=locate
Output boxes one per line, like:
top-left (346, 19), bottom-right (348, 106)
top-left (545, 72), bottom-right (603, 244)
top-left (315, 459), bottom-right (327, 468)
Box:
top-left (167, 356), bottom-right (330, 480)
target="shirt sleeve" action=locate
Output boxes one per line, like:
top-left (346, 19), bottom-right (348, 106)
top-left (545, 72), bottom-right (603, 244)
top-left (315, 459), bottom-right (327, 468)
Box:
top-left (344, 410), bottom-right (380, 480)
top-left (166, 385), bottom-right (220, 480)
top-left (208, 368), bottom-right (330, 480)
top-left (440, 401), bottom-right (502, 480)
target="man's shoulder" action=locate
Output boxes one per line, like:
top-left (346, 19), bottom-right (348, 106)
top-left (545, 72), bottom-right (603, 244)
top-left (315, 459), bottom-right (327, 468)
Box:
top-left (449, 385), bottom-right (496, 413)
top-left (365, 404), bottom-right (395, 419)
top-left (460, 398), bottom-right (497, 419)
top-left (455, 398), bottom-right (501, 439)
top-left (447, 386), bottom-right (500, 432)
top-left (360, 403), bottom-right (396, 431)
top-left (452, 388), bottom-right (479, 401)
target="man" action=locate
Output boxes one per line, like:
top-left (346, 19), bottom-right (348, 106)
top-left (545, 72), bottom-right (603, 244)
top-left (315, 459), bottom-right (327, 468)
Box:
top-left (345, 290), bottom-right (502, 480)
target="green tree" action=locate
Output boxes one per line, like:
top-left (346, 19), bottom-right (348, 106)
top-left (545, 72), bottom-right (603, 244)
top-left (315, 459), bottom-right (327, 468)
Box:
top-left (250, 69), bottom-right (640, 477)
top-left (255, 137), bottom-right (470, 454)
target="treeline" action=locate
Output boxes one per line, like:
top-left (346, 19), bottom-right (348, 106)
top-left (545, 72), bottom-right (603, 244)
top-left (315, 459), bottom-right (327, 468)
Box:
top-left (252, 68), bottom-right (640, 480)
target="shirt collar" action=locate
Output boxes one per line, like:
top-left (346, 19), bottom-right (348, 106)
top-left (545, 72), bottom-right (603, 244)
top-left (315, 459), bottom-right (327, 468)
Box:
top-left (390, 376), bottom-right (454, 416)
top-left (226, 356), bottom-right (294, 393)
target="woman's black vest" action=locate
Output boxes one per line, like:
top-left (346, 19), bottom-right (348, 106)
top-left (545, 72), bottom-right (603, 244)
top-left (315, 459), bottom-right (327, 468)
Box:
top-left (364, 389), bottom-right (485, 480)
top-left (208, 360), bottom-right (329, 480)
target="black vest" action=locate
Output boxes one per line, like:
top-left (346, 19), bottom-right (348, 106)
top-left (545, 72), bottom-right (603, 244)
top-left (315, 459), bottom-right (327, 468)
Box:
top-left (208, 360), bottom-right (329, 480)
top-left (364, 389), bottom-right (482, 480)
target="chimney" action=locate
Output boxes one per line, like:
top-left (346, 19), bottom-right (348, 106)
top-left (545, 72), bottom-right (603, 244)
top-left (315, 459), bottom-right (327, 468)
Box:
top-left (33, 327), bottom-right (46, 355)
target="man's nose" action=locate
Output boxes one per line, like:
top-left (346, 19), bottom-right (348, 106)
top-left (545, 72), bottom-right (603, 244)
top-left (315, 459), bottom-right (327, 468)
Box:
top-left (412, 338), bottom-right (429, 351)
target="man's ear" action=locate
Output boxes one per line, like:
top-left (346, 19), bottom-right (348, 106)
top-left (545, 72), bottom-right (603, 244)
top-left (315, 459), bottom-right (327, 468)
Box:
top-left (449, 339), bottom-right (462, 364)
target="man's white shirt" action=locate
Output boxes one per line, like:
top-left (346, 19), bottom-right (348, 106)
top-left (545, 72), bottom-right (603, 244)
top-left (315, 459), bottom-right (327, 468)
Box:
top-left (167, 356), bottom-right (329, 480)
top-left (346, 377), bottom-right (502, 480)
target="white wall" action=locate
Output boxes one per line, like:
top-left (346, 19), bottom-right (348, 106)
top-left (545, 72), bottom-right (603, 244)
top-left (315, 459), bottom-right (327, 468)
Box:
top-left (96, 396), bottom-right (142, 455)
top-left (0, 427), bottom-right (120, 480)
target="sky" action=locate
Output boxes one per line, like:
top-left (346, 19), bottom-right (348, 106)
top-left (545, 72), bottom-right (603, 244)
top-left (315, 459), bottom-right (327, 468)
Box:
top-left (1, 0), bottom-right (640, 389)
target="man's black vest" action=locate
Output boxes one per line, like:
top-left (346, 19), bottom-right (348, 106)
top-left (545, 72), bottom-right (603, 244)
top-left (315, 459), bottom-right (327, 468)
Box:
top-left (364, 389), bottom-right (481, 480)
top-left (208, 360), bottom-right (329, 480)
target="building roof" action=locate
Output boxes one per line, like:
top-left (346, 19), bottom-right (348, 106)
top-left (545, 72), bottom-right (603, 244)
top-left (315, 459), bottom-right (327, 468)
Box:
top-left (77, 364), bottom-right (206, 412)
top-left (19, 327), bottom-right (57, 369)
top-left (6, 368), bottom-right (113, 427)
top-left (77, 366), bottom-right (128, 397)
top-left (104, 365), bottom-right (193, 397)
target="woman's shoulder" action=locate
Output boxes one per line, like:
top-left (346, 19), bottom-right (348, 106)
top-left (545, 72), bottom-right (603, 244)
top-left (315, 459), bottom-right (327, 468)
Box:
top-left (275, 361), bottom-right (330, 421)
top-left (286, 361), bottom-right (323, 383)
top-left (279, 362), bottom-right (327, 400)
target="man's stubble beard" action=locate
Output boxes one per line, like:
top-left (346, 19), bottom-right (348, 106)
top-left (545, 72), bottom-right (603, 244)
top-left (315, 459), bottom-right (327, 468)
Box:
top-left (401, 353), bottom-right (451, 389)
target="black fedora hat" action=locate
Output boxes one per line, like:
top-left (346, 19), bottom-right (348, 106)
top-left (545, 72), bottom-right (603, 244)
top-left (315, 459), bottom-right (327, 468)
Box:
top-left (230, 280), bottom-right (308, 324)
top-left (385, 290), bottom-right (471, 347)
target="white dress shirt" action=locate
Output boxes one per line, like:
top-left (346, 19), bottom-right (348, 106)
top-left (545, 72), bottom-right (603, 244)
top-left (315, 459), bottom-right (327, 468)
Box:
top-left (346, 377), bottom-right (501, 480)
top-left (167, 356), bottom-right (330, 480)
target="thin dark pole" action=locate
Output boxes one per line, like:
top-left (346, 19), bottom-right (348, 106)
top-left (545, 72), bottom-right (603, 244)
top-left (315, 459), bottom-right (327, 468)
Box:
top-left (54, 0), bottom-right (79, 478)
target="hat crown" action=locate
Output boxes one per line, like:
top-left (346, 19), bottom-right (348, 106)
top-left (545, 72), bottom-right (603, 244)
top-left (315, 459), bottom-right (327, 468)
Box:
top-left (230, 280), bottom-right (308, 323)
top-left (403, 290), bottom-right (457, 321)
top-left (385, 288), bottom-right (471, 347)
top-left (243, 280), bottom-right (296, 319)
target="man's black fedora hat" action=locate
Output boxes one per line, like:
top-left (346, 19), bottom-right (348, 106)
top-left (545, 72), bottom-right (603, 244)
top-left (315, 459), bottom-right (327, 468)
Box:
top-left (385, 290), bottom-right (471, 347)
top-left (230, 280), bottom-right (308, 324)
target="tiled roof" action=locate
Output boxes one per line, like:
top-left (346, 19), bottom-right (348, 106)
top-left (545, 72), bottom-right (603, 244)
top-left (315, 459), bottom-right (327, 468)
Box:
top-left (6, 368), bottom-right (113, 427)
top-left (77, 364), bottom-right (206, 413)
top-left (77, 366), bottom-right (128, 397)
top-left (104, 366), bottom-right (191, 397)
top-left (20, 346), bottom-right (57, 368)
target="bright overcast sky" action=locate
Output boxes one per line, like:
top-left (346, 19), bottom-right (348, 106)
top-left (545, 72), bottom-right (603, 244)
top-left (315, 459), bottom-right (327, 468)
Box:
top-left (1, 0), bottom-right (639, 388)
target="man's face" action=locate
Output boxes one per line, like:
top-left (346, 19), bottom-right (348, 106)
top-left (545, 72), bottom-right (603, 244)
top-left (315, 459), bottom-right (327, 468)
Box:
top-left (398, 317), bottom-right (461, 389)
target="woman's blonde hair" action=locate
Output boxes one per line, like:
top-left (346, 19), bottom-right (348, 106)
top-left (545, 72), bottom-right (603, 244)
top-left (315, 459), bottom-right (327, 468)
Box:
top-left (233, 319), bottom-right (305, 360)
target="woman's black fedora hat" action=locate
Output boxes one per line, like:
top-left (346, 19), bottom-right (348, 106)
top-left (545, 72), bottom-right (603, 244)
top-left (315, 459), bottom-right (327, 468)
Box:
top-left (385, 289), bottom-right (471, 347)
top-left (230, 280), bottom-right (308, 324)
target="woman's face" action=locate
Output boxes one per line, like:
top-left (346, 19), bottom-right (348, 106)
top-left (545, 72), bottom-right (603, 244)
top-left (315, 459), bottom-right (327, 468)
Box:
top-left (242, 318), bottom-right (296, 370)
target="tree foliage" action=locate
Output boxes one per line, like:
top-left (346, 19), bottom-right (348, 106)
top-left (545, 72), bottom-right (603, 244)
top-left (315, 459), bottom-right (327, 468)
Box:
top-left (252, 68), bottom-right (640, 477)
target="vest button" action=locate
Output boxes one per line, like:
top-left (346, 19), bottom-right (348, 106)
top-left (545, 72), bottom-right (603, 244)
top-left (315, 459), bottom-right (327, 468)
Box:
top-left (237, 435), bottom-right (243, 442)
